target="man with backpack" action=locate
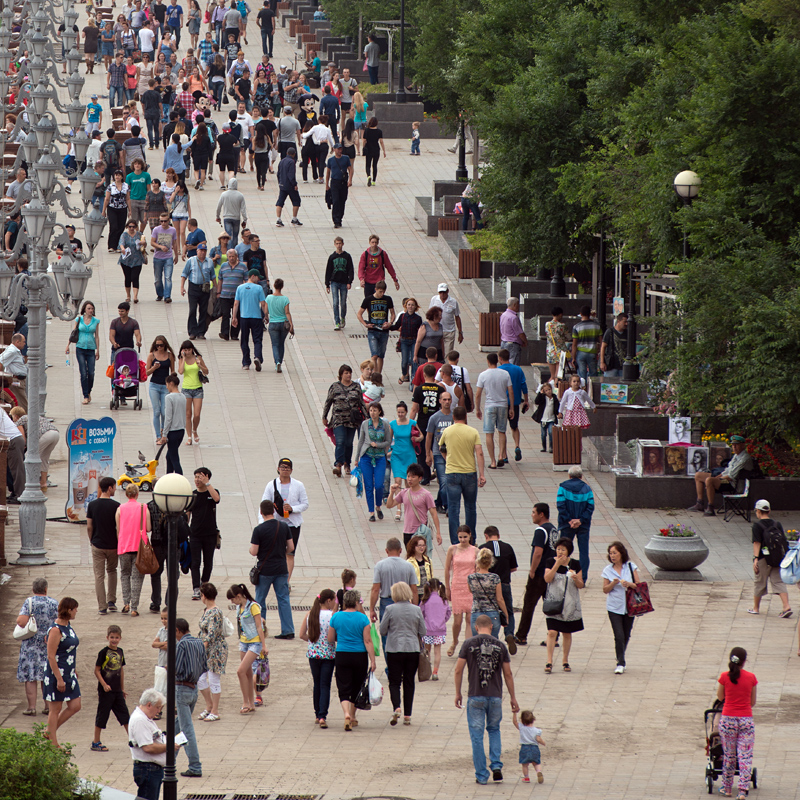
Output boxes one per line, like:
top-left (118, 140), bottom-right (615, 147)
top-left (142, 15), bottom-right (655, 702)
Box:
top-left (101, 129), bottom-right (124, 180)
top-left (750, 499), bottom-right (792, 618)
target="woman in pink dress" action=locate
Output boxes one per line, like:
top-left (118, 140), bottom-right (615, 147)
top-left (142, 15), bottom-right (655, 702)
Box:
top-left (558, 374), bottom-right (596, 429)
top-left (444, 525), bottom-right (478, 657)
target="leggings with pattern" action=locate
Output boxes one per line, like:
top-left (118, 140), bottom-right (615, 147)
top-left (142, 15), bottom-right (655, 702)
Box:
top-left (719, 715), bottom-right (754, 795)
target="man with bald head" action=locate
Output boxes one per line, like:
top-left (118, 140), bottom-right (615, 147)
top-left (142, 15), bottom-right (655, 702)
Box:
top-left (217, 248), bottom-right (248, 341)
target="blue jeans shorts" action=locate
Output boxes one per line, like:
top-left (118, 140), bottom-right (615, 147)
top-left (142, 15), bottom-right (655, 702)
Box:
top-left (239, 640), bottom-right (263, 670)
top-left (182, 387), bottom-right (204, 399)
top-left (483, 405), bottom-right (508, 433)
top-left (367, 329), bottom-right (389, 359)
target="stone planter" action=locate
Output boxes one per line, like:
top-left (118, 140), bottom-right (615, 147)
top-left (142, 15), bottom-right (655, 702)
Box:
top-left (644, 533), bottom-right (709, 581)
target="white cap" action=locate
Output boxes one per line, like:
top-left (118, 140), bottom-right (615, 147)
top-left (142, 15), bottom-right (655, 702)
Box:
top-left (437, 283), bottom-right (449, 293)
top-left (754, 499), bottom-right (770, 511)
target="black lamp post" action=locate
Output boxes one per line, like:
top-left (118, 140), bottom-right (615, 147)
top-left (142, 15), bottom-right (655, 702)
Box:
top-left (673, 170), bottom-right (700, 259)
top-left (394, 0), bottom-right (406, 103)
top-left (455, 118), bottom-right (468, 182)
top-left (622, 262), bottom-right (639, 381)
top-left (153, 474), bottom-right (194, 800)
top-left (550, 265), bottom-right (566, 297)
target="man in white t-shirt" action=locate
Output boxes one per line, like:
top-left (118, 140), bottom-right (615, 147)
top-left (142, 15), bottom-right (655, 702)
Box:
top-left (475, 353), bottom-right (514, 470)
top-left (129, 688), bottom-right (177, 800)
top-left (236, 102), bottom-right (255, 171)
top-left (0, 407), bottom-right (25, 503)
top-left (338, 67), bottom-right (358, 132)
top-left (138, 21), bottom-right (156, 55)
top-left (429, 283), bottom-right (463, 357)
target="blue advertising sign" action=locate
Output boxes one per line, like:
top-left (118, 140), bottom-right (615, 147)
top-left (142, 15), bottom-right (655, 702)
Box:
top-left (64, 417), bottom-right (117, 523)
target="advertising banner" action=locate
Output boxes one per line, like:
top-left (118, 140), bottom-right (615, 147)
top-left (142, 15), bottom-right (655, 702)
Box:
top-left (64, 417), bottom-right (117, 523)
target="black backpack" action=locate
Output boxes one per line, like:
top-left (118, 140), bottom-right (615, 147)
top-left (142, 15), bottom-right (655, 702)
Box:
top-left (760, 520), bottom-right (788, 568)
top-left (101, 139), bottom-right (119, 168)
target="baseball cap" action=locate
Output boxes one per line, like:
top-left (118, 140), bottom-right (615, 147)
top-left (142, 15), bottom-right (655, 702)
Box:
top-left (437, 283), bottom-right (448, 292)
top-left (729, 434), bottom-right (745, 444)
top-left (90, 94), bottom-right (98, 100)
top-left (332, 141), bottom-right (343, 149)
top-left (280, 64), bottom-right (286, 69)
top-left (196, 244), bottom-right (207, 251)
top-left (247, 269), bottom-right (260, 277)
top-left (278, 457), bottom-right (293, 469)
top-left (66, 224), bottom-right (76, 231)
top-left (754, 499), bottom-right (770, 511)
top-left (283, 105), bottom-right (293, 113)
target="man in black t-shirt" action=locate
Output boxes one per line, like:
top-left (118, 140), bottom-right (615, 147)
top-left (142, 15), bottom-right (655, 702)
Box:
top-left (357, 281), bottom-right (395, 374)
top-left (241, 235), bottom-right (269, 291)
top-left (256, 1), bottom-right (275, 57)
top-left (484, 526), bottom-right (519, 654)
top-left (188, 467), bottom-right (220, 599)
top-left (86, 477), bottom-right (121, 614)
top-left (599, 313), bottom-right (628, 378)
top-left (411, 362), bottom-right (446, 484)
top-left (249, 499), bottom-right (295, 637)
top-left (515, 502), bottom-right (558, 645)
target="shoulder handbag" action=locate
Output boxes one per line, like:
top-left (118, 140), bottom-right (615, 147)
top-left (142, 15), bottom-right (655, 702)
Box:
top-left (68, 324), bottom-right (80, 344)
top-left (407, 491), bottom-right (433, 553)
top-left (418, 640), bottom-right (433, 682)
top-left (135, 507), bottom-right (159, 575)
top-left (542, 566), bottom-right (570, 616)
top-left (13, 597), bottom-right (38, 640)
top-left (410, 421), bottom-right (423, 455)
top-left (249, 520), bottom-right (279, 585)
top-left (625, 562), bottom-right (654, 617)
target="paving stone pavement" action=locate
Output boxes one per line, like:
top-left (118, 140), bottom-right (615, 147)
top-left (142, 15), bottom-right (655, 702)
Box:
top-left (1, 11), bottom-right (799, 800)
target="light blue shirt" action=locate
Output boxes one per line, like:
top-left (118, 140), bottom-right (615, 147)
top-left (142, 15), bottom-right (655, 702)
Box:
top-left (162, 142), bottom-right (188, 174)
top-left (235, 241), bottom-right (249, 260)
top-left (181, 256), bottom-right (214, 285)
top-left (235, 281), bottom-right (266, 319)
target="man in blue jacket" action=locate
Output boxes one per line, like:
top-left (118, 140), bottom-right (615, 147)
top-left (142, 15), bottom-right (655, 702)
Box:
top-left (556, 465), bottom-right (594, 581)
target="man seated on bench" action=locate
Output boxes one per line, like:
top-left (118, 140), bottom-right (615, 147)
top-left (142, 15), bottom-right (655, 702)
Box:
top-left (688, 434), bottom-right (753, 517)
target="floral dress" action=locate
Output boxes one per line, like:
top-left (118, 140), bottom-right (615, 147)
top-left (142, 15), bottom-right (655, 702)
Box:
top-left (545, 319), bottom-right (570, 364)
top-left (42, 623), bottom-right (81, 702)
top-left (16, 595), bottom-right (58, 683)
top-left (198, 606), bottom-right (228, 674)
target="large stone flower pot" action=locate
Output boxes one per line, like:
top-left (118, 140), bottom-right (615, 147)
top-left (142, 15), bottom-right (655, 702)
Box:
top-left (644, 533), bottom-right (709, 581)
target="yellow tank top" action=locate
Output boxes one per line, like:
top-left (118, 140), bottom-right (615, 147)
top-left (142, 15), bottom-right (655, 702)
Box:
top-left (182, 360), bottom-right (202, 390)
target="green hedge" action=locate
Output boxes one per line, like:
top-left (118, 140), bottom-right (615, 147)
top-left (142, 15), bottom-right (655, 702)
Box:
top-left (0, 727), bottom-right (101, 800)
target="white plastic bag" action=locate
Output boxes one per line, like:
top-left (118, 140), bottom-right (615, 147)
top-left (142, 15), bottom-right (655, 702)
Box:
top-left (154, 665), bottom-right (167, 695)
top-left (368, 671), bottom-right (384, 707)
top-left (222, 615), bottom-right (236, 637)
top-left (780, 543), bottom-right (800, 585)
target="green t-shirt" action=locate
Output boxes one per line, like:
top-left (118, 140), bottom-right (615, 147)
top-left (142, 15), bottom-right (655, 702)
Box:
top-left (125, 171), bottom-right (151, 201)
top-left (266, 294), bottom-right (290, 323)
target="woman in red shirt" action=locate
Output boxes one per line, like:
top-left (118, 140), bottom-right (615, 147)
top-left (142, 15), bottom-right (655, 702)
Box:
top-left (716, 646), bottom-right (757, 799)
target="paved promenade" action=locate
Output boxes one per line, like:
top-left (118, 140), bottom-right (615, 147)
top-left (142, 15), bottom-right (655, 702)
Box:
top-left (0, 12), bottom-right (799, 800)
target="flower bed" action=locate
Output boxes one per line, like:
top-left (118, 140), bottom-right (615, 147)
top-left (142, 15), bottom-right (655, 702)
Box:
top-left (659, 523), bottom-right (697, 537)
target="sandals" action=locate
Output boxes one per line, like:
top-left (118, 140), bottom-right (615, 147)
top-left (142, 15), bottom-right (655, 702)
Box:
top-left (239, 706), bottom-right (255, 714)
top-left (447, 643), bottom-right (457, 657)
top-left (563, 663), bottom-right (571, 672)
top-left (204, 713), bottom-right (220, 721)
top-left (91, 741), bottom-right (109, 752)
top-left (344, 716), bottom-right (352, 731)
top-left (130, 610), bottom-right (139, 617)
top-left (403, 717), bottom-right (411, 725)
top-left (121, 605), bottom-right (130, 614)
top-left (390, 710), bottom-right (400, 726)
top-left (544, 663), bottom-right (552, 674)
top-left (254, 695), bottom-right (263, 707)
top-left (199, 710), bottom-right (210, 720)
top-left (22, 708), bottom-right (36, 716)
top-left (778, 608), bottom-right (793, 619)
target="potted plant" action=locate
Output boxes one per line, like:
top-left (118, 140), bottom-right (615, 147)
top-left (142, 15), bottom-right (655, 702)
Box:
top-left (644, 522), bottom-right (709, 580)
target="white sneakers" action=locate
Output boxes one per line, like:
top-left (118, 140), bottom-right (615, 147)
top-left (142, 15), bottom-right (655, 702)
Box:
top-left (614, 665), bottom-right (625, 674)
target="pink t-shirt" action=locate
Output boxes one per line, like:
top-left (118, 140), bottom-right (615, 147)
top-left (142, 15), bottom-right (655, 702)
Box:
top-left (397, 487), bottom-right (434, 535)
top-left (117, 499), bottom-right (147, 554)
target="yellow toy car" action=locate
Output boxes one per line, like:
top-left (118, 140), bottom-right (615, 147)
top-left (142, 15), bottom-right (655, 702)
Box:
top-left (117, 445), bottom-right (165, 492)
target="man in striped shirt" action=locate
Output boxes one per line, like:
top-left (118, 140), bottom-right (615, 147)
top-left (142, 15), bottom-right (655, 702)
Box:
top-left (570, 305), bottom-right (602, 381)
top-left (175, 617), bottom-right (207, 778)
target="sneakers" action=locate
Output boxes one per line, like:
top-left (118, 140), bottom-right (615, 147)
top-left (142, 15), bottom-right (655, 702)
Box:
top-left (276, 363), bottom-right (282, 373)
top-left (107, 602), bottom-right (118, 612)
top-left (704, 506), bottom-right (716, 517)
top-left (515, 447), bottom-right (522, 461)
top-left (687, 501), bottom-right (705, 512)
top-left (332, 465), bottom-right (342, 477)
top-left (276, 218), bottom-right (284, 227)
top-left (291, 218), bottom-right (303, 226)
top-left (492, 769), bottom-right (503, 783)
top-left (192, 588), bottom-right (201, 601)
top-left (254, 358), bottom-right (262, 372)
top-left (367, 177), bottom-right (372, 187)
top-left (614, 664), bottom-right (625, 674)
top-left (340, 318), bottom-right (346, 329)
top-left (505, 634), bottom-right (517, 655)
top-left (334, 322), bottom-right (340, 330)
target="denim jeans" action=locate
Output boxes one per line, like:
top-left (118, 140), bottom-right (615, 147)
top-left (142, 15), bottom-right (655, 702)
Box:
top-left (367, 329), bottom-right (389, 360)
top-left (576, 350), bottom-right (598, 381)
top-left (499, 340), bottom-right (521, 365)
top-left (223, 217), bottom-right (240, 249)
top-left (399, 338), bottom-right (416, 380)
top-left (500, 583), bottom-right (514, 637)
top-left (109, 84), bottom-right (125, 107)
top-left (256, 572), bottom-right (294, 634)
top-left (367, 65), bottom-right (379, 84)
top-left (153, 255), bottom-right (174, 299)
top-left (149, 382), bottom-right (169, 439)
top-left (132, 760), bottom-right (164, 800)
top-left (309, 657), bottom-right (335, 720)
top-left (470, 609), bottom-right (501, 638)
top-left (268, 321), bottom-right (288, 365)
top-left (466, 696), bottom-right (503, 783)
top-left (608, 610), bottom-right (634, 667)
top-left (540, 420), bottom-right (554, 450)
top-left (144, 117), bottom-right (159, 148)
top-left (433, 453), bottom-right (448, 510)
top-left (603, 368), bottom-right (623, 378)
top-left (333, 425), bottom-right (356, 468)
top-left (446, 471), bottom-right (478, 544)
top-left (260, 27), bottom-right (273, 55)
top-left (563, 528), bottom-right (590, 581)
top-left (359, 454), bottom-right (386, 513)
top-left (175, 684), bottom-right (201, 773)
top-left (330, 280), bottom-right (348, 325)
top-left (239, 317), bottom-right (264, 366)
top-left (75, 347), bottom-right (96, 400)
top-left (411, 138), bottom-right (420, 155)
top-left (186, 282), bottom-right (209, 338)
top-left (379, 595), bottom-right (394, 654)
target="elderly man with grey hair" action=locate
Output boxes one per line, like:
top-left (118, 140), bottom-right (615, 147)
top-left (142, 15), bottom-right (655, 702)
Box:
top-left (129, 688), bottom-right (177, 800)
top-left (217, 248), bottom-right (248, 341)
top-left (499, 297), bottom-right (527, 365)
top-left (556, 465), bottom-right (594, 582)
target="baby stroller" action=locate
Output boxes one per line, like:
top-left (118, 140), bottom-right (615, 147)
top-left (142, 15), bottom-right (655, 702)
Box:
top-left (110, 347), bottom-right (143, 411)
top-left (704, 700), bottom-right (758, 793)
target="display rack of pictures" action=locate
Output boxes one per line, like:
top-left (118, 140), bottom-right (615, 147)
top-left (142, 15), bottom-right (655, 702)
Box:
top-left (636, 440), bottom-right (731, 477)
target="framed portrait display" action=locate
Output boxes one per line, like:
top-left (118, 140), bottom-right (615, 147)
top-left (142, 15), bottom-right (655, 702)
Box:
top-left (686, 446), bottom-right (709, 476)
top-left (709, 445), bottom-right (731, 471)
top-left (664, 446), bottom-right (688, 476)
top-left (668, 416), bottom-right (692, 445)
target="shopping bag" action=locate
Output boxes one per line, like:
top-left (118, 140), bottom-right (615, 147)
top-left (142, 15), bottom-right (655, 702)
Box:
top-left (254, 655), bottom-right (270, 692)
top-left (625, 581), bottom-right (654, 616)
top-left (418, 649), bottom-right (432, 682)
top-left (369, 622), bottom-right (380, 657)
top-left (222, 615), bottom-right (236, 637)
top-left (368, 671), bottom-right (383, 706)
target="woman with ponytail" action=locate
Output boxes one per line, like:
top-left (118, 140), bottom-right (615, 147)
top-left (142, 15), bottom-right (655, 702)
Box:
top-left (716, 646), bottom-right (757, 799)
top-left (226, 583), bottom-right (267, 714)
top-left (299, 588), bottom-right (337, 728)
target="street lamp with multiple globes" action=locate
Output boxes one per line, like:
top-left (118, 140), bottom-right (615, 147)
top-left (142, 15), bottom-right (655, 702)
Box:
top-left (673, 170), bottom-right (701, 259)
top-left (153, 473), bottom-right (195, 800)
top-left (0, 0), bottom-right (107, 564)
